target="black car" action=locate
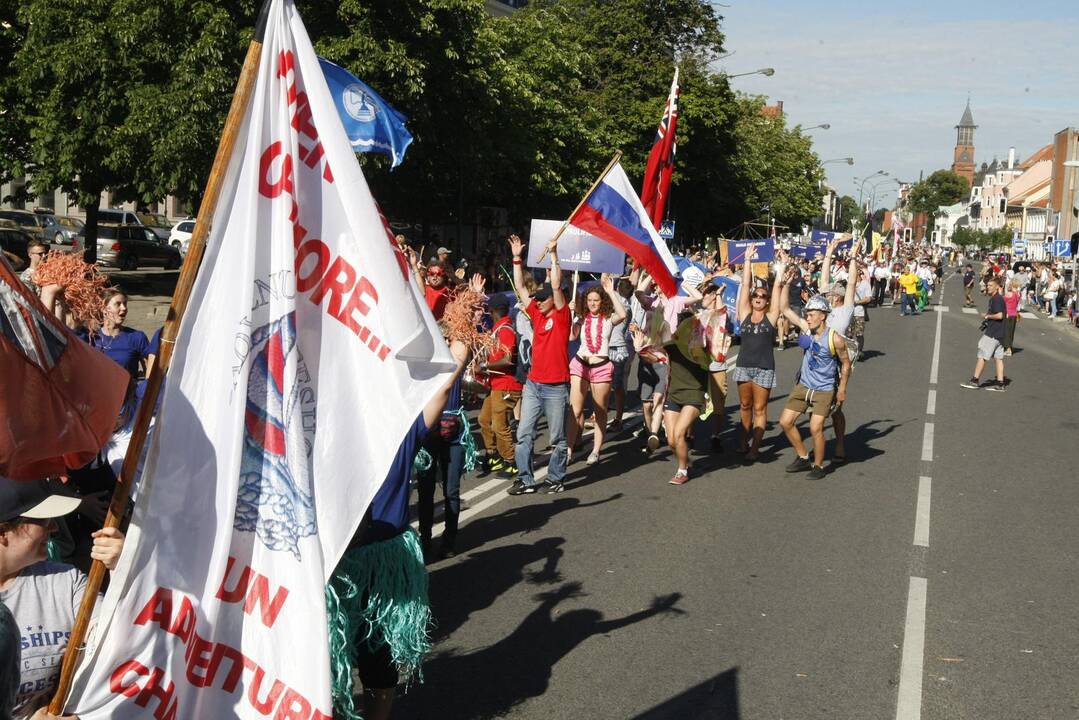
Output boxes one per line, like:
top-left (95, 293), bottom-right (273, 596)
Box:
top-left (0, 222), bottom-right (33, 268)
top-left (77, 224), bottom-right (183, 270)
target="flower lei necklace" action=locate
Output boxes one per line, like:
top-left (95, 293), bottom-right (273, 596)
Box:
top-left (583, 312), bottom-right (604, 354)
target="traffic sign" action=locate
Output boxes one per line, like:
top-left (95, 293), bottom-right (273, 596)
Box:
top-left (658, 220), bottom-right (676, 240)
top-left (1054, 238), bottom-right (1072, 257)
top-left (1012, 237), bottom-right (1026, 256)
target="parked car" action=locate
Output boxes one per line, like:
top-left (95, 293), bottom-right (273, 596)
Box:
top-left (0, 219), bottom-right (33, 268)
top-left (42, 215), bottom-right (85, 246)
top-left (137, 212), bottom-right (173, 242)
top-left (169, 218), bottom-right (196, 253)
top-left (0, 209), bottom-right (52, 241)
top-left (77, 223), bottom-right (183, 270)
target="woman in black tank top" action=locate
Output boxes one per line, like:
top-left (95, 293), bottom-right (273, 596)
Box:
top-left (733, 245), bottom-right (786, 461)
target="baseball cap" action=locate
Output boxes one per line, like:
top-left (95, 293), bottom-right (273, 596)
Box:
top-left (488, 294), bottom-right (511, 311)
top-left (437, 246), bottom-right (452, 255)
top-left (0, 477), bottom-right (81, 524)
top-left (533, 283), bottom-right (554, 301)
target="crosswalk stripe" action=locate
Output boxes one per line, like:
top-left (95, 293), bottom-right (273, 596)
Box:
top-left (1019, 312), bottom-right (1038, 320)
top-left (961, 307), bottom-right (977, 314)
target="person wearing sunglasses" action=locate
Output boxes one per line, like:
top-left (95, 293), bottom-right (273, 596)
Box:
top-left (407, 249), bottom-right (453, 321)
top-left (0, 477), bottom-right (126, 719)
top-left (19, 240), bottom-right (49, 296)
top-left (732, 244), bottom-right (785, 462)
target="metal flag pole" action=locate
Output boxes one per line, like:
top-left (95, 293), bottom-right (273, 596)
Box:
top-left (47, 0), bottom-right (273, 712)
top-left (538, 150), bottom-right (623, 263)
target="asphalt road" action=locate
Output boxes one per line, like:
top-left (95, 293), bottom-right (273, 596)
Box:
top-left (391, 273), bottom-right (1079, 720)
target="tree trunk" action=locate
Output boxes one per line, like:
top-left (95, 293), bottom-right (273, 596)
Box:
top-left (82, 204), bottom-right (99, 264)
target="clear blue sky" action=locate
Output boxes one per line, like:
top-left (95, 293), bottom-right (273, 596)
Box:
top-left (718, 0), bottom-right (1079, 206)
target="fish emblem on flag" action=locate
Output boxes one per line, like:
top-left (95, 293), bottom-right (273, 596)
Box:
top-left (234, 312), bottom-right (318, 559)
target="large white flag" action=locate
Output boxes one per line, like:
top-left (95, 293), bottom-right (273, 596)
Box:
top-left (67, 0), bottom-right (453, 717)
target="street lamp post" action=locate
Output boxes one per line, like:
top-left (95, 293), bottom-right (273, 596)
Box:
top-left (804, 124), bottom-right (831, 132)
top-left (1062, 159), bottom-right (1079, 291)
top-left (867, 178), bottom-right (900, 226)
top-left (822, 157), bottom-right (854, 166)
top-left (857, 171), bottom-right (887, 215)
top-left (723, 68), bottom-right (776, 79)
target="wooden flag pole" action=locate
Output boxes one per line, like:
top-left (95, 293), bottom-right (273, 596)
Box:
top-left (48, 1), bottom-right (272, 713)
top-left (538, 150), bottom-right (623, 263)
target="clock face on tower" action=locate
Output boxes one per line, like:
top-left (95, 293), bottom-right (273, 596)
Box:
top-left (960, 151), bottom-right (970, 162)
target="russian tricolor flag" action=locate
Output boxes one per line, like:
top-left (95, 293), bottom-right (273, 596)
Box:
top-left (569, 161), bottom-right (680, 297)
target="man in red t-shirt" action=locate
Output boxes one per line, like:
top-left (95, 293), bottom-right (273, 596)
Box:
top-left (477, 295), bottom-right (523, 478)
top-left (506, 234), bottom-right (571, 494)
top-left (422, 263), bottom-right (452, 320)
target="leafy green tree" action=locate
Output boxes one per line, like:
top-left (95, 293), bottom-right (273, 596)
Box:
top-left (836, 195), bottom-right (859, 231)
top-left (0, 0), bottom-right (28, 192)
top-left (9, 0), bottom-right (259, 258)
top-left (908, 170), bottom-right (969, 232)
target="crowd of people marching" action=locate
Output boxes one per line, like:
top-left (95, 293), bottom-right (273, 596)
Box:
top-left (1, 229), bottom-right (1073, 720)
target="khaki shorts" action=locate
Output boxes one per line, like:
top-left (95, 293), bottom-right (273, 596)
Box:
top-left (785, 383), bottom-right (836, 417)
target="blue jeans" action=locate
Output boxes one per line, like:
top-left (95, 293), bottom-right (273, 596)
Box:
top-left (515, 379), bottom-right (568, 486)
top-left (417, 433), bottom-right (463, 546)
top-left (899, 291), bottom-right (917, 315)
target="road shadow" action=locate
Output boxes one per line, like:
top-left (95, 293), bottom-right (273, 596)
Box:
top-left (833, 418), bottom-right (904, 464)
top-left (631, 668), bottom-right (742, 720)
top-left (858, 349), bottom-right (886, 361)
top-left (446, 491), bottom-right (623, 561)
top-left (396, 582), bottom-right (684, 719)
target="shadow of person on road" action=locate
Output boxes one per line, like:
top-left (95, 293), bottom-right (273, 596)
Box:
top-left (830, 417), bottom-right (904, 464)
top-left (427, 535), bottom-right (568, 642)
top-left (858, 349), bottom-right (886, 361)
top-left (397, 582), bottom-right (684, 720)
top-left (631, 667), bottom-right (742, 720)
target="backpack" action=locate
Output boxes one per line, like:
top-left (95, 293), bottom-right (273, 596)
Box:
top-left (826, 327), bottom-right (858, 373)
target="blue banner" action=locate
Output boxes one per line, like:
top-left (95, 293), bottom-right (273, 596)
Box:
top-left (527, 219), bottom-right (626, 274)
top-left (318, 58), bottom-right (413, 169)
top-left (727, 238), bottom-right (775, 264)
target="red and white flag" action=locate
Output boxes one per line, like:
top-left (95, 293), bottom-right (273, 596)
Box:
top-left (640, 68), bottom-right (679, 230)
top-left (67, 0), bottom-right (453, 717)
top-left (0, 257), bottom-right (129, 480)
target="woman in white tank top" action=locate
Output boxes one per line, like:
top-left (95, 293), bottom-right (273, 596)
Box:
top-left (566, 275), bottom-right (626, 465)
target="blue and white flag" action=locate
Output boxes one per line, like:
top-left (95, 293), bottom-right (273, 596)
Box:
top-left (318, 57), bottom-right (413, 168)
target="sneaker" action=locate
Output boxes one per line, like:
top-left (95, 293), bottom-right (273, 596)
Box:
top-left (1003, 349), bottom-right (1012, 357)
top-left (609, 419), bottom-right (623, 433)
top-left (807, 464), bottom-right (827, 480)
top-left (507, 480), bottom-right (539, 495)
top-left (488, 458), bottom-right (505, 473)
top-left (539, 481), bottom-right (565, 494)
top-left (960, 377), bottom-right (981, 389)
top-left (496, 464), bottom-right (519, 479)
top-left (646, 433), bottom-right (661, 452)
top-left (586, 451), bottom-right (600, 465)
top-left (984, 380), bottom-right (1006, 392)
top-left (785, 455), bottom-right (812, 473)
top-left (668, 471), bottom-right (689, 485)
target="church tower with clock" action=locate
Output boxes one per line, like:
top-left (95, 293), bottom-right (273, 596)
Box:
top-left (951, 100), bottom-right (976, 185)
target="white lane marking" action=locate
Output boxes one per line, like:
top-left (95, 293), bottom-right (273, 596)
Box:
top-left (961, 307), bottom-right (977, 314)
top-left (895, 576), bottom-right (928, 720)
top-left (925, 390), bottom-right (936, 416)
top-left (913, 476), bottom-right (931, 547)
top-left (931, 305), bottom-right (949, 312)
top-left (921, 423), bottom-right (934, 462)
top-left (1019, 312), bottom-right (1038, 320)
top-left (929, 306), bottom-right (943, 385)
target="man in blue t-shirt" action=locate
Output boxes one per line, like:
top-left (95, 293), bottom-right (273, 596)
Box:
top-left (332, 337), bottom-right (470, 720)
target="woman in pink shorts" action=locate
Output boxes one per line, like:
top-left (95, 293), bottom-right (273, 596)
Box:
top-left (567, 274), bottom-right (627, 465)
